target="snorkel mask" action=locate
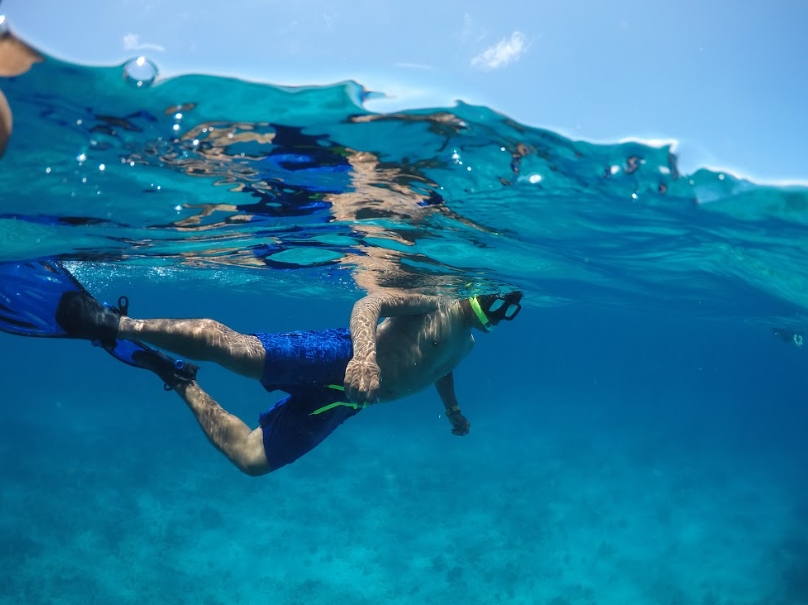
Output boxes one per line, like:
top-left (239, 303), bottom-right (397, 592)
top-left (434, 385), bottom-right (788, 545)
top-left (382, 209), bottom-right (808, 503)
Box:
top-left (468, 291), bottom-right (523, 331)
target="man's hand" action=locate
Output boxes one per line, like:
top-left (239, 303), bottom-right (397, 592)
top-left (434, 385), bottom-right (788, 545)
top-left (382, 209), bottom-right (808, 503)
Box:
top-left (344, 357), bottom-right (381, 404)
top-left (447, 409), bottom-right (470, 436)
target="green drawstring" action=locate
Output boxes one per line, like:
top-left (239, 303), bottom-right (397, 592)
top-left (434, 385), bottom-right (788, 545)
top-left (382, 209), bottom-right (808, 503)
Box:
top-left (309, 384), bottom-right (367, 415)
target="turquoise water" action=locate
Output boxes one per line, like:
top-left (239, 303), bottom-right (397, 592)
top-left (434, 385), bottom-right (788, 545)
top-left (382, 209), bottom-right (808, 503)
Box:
top-left (1, 53), bottom-right (808, 604)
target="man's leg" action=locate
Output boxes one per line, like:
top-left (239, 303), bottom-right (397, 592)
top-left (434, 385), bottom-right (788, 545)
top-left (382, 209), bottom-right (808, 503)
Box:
top-left (55, 290), bottom-right (266, 379)
top-left (55, 289), bottom-right (272, 474)
top-left (173, 379), bottom-right (271, 476)
top-left (119, 317), bottom-right (265, 380)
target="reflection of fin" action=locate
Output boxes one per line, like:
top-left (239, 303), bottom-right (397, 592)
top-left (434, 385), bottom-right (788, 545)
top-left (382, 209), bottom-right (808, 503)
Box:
top-left (0, 260), bottom-right (83, 338)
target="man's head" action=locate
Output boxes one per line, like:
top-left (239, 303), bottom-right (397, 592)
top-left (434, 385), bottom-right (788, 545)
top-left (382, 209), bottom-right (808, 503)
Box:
top-left (467, 291), bottom-right (523, 332)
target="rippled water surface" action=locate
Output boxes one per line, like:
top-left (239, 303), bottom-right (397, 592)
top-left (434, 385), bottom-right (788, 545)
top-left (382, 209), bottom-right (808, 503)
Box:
top-left (2, 54), bottom-right (807, 322)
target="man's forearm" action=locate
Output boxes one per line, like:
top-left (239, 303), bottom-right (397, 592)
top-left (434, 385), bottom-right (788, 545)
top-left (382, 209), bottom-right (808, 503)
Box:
top-left (349, 296), bottom-right (383, 361)
top-left (350, 292), bottom-right (443, 361)
top-left (435, 373), bottom-right (460, 411)
top-left (436, 373), bottom-right (469, 435)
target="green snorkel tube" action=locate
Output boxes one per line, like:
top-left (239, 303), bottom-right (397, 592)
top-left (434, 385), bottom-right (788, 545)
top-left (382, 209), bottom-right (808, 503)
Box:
top-left (468, 296), bottom-right (493, 332)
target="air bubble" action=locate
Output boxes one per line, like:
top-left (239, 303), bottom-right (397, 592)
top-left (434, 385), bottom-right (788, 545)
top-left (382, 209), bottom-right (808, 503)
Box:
top-left (123, 56), bottom-right (158, 88)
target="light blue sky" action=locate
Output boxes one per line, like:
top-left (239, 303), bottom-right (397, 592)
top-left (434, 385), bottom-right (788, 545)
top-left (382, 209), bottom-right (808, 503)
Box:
top-left (3, 0), bottom-right (807, 182)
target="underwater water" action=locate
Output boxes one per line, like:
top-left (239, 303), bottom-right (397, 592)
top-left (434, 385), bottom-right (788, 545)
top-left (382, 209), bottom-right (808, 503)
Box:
top-left (1, 51), bottom-right (808, 605)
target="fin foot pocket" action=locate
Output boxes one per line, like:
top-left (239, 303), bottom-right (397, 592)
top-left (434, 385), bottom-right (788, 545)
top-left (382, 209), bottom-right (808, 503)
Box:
top-left (130, 346), bottom-right (199, 391)
top-left (55, 290), bottom-right (122, 345)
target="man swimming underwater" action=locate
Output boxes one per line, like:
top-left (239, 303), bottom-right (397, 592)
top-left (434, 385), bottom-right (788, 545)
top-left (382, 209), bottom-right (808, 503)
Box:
top-left (54, 286), bottom-right (523, 475)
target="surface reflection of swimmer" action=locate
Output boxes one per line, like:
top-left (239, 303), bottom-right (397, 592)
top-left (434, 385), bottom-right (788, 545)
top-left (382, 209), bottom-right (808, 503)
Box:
top-left (169, 127), bottom-right (476, 229)
top-left (772, 328), bottom-right (804, 348)
top-left (151, 123), bottom-right (351, 228)
top-left (162, 121), bottom-right (495, 289)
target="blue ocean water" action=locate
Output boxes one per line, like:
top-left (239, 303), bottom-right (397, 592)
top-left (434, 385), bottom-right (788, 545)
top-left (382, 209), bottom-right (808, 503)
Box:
top-left (1, 52), bottom-right (807, 605)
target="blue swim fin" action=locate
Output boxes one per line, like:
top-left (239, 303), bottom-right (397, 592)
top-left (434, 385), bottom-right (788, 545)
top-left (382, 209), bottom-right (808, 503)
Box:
top-left (104, 338), bottom-right (199, 390)
top-left (0, 259), bottom-right (120, 341)
top-left (0, 259), bottom-right (197, 389)
top-left (0, 259), bottom-right (83, 338)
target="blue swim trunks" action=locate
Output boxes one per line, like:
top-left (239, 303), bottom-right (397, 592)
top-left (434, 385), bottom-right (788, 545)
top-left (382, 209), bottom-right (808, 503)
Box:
top-left (254, 328), bottom-right (363, 470)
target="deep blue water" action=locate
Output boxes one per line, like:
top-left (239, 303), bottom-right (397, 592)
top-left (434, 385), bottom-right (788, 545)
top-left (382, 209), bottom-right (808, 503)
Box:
top-left (1, 52), bottom-right (807, 605)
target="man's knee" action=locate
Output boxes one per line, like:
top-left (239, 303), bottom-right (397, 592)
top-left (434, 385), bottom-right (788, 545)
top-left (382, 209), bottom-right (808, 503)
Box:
top-left (230, 431), bottom-right (272, 477)
top-left (194, 318), bottom-right (228, 338)
top-left (237, 460), bottom-right (272, 477)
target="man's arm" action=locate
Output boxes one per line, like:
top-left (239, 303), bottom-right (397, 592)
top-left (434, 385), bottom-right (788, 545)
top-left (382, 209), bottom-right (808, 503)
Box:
top-left (349, 292), bottom-right (441, 361)
top-left (344, 292), bottom-right (442, 403)
top-left (435, 372), bottom-right (470, 436)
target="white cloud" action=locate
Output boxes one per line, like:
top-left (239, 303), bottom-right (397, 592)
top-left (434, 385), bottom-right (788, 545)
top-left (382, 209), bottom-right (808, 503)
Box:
top-left (471, 31), bottom-right (528, 71)
top-left (123, 33), bottom-right (165, 53)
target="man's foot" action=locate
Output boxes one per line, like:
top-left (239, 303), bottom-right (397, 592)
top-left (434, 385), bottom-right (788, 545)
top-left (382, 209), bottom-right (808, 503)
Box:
top-left (131, 346), bottom-right (199, 391)
top-left (55, 290), bottom-right (122, 345)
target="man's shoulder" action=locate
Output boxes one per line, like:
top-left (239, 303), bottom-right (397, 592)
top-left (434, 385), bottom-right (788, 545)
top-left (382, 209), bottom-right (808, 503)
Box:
top-left (359, 290), bottom-right (444, 304)
top-left (355, 291), bottom-right (448, 317)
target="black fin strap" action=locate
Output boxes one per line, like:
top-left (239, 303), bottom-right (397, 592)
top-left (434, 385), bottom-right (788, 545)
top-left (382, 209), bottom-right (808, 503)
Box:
top-left (117, 296), bottom-right (129, 317)
top-left (163, 359), bottom-right (199, 391)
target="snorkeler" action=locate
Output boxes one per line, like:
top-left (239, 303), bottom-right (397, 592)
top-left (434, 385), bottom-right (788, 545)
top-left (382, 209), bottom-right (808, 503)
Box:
top-left (0, 260), bottom-right (522, 476)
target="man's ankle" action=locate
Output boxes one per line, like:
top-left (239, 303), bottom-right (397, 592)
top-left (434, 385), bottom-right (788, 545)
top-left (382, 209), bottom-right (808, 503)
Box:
top-left (118, 316), bottom-right (135, 338)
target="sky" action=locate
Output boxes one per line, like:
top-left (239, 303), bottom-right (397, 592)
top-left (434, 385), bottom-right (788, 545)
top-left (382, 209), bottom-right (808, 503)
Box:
top-left (2, 0), bottom-right (807, 182)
